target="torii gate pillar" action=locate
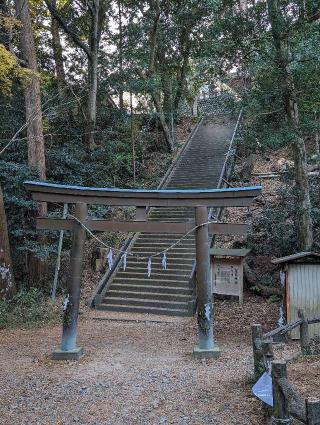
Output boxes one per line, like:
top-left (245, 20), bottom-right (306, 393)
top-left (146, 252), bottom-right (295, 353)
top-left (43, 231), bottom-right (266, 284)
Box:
top-left (52, 203), bottom-right (87, 360)
top-left (193, 206), bottom-right (220, 359)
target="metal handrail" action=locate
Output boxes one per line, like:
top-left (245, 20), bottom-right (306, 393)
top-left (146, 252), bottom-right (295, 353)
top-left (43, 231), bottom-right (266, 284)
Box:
top-left (217, 108), bottom-right (243, 189)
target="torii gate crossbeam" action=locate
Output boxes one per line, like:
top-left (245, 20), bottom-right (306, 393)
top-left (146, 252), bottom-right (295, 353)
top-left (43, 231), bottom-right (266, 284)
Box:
top-left (24, 181), bottom-right (262, 360)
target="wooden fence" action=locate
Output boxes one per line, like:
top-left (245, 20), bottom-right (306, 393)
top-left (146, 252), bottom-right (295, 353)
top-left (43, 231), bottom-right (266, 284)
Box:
top-left (251, 309), bottom-right (320, 424)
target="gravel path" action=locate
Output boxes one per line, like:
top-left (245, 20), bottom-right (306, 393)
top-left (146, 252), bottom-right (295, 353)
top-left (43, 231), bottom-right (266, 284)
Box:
top-left (0, 296), bottom-right (278, 425)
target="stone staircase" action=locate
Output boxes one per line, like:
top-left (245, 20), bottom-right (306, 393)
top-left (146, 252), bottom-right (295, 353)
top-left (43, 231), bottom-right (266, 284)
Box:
top-left (96, 115), bottom-right (237, 316)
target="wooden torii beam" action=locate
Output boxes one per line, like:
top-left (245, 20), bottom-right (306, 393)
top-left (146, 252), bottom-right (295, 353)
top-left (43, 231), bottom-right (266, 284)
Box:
top-left (24, 181), bottom-right (262, 360)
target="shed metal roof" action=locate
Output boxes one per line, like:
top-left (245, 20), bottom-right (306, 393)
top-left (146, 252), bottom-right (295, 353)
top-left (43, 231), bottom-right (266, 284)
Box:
top-left (210, 248), bottom-right (251, 257)
top-left (271, 251), bottom-right (320, 264)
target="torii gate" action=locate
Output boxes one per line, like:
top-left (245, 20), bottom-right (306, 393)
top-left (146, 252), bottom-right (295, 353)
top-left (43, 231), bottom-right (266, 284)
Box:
top-left (25, 181), bottom-right (261, 360)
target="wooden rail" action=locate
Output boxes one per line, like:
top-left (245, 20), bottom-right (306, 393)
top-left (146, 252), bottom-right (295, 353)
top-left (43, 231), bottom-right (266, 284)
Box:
top-left (271, 361), bottom-right (320, 424)
top-left (262, 310), bottom-right (320, 354)
top-left (251, 310), bottom-right (320, 424)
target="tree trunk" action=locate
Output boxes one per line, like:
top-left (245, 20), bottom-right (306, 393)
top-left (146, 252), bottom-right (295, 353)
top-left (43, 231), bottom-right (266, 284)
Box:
top-left (314, 112), bottom-right (320, 156)
top-left (15, 0), bottom-right (47, 285)
top-left (84, 0), bottom-right (99, 150)
top-left (282, 48), bottom-right (313, 252)
top-left (267, 0), bottom-right (313, 251)
top-left (151, 91), bottom-right (174, 153)
top-left (85, 52), bottom-right (98, 149)
top-left (0, 185), bottom-right (15, 299)
top-left (50, 0), bottom-right (66, 98)
top-left (146, 0), bottom-right (174, 151)
top-left (14, 0), bottom-right (46, 184)
top-left (292, 132), bottom-right (313, 250)
top-left (161, 72), bottom-right (172, 125)
top-left (174, 29), bottom-right (192, 115)
top-left (44, 0), bottom-right (106, 151)
top-left (118, 0), bottom-right (124, 109)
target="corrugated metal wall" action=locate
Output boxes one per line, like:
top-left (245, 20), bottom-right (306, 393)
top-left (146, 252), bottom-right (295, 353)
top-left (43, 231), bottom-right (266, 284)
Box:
top-left (288, 264), bottom-right (320, 339)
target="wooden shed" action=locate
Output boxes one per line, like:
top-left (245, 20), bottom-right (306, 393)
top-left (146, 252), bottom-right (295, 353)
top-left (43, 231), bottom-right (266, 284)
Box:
top-left (272, 252), bottom-right (320, 339)
top-left (210, 248), bottom-right (250, 305)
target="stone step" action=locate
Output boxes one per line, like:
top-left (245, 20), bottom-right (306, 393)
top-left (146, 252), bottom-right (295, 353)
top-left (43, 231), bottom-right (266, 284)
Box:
top-left (127, 256), bottom-right (195, 268)
top-left (110, 283), bottom-right (193, 294)
top-left (133, 240), bottom-right (194, 247)
top-left (130, 246), bottom-right (195, 251)
top-left (149, 210), bottom-right (192, 215)
top-left (107, 290), bottom-right (191, 302)
top-left (127, 255), bottom-right (195, 262)
top-left (126, 256), bottom-right (195, 263)
top-left (137, 233), bottom-right (194, 240)
top-left (112, 277), bottom-right (191, 286)
top-left (114, 271), bottom-right (189, 281)
top-left (97, 303), bottom-right (190, 316)
top-left (149, 210), bottom-right (194, 215)
top-left (122, 265), bottom-right (191, 274)
top-left (132, 241), bottom-right (194, 246)
top-left (130, 247), bottom-right (195, 254)
top-left (100, 296), bottom-right (188, 310)
top-left (119, 260), bottom-right (194, 275)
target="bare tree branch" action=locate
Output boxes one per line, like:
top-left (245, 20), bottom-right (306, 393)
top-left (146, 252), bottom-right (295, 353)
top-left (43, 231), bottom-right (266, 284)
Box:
top-left (43, 0), bottom-right (92, 59)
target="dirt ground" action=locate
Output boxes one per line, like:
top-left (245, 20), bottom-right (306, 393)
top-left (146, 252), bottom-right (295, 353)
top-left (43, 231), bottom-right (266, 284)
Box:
top-left (0, 295), bottom-right (279, 425)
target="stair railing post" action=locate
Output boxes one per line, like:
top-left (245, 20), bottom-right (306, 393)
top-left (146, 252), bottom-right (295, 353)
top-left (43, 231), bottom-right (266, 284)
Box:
top-left (251, 324), bottom-right (264, 380)
top-left (262, 338), bottom-right (274, 371)
top-left (193, 206), bottom-right (220, 359)
top-left (271, 361), bottom-right (292, 425)
top-left (298, 309), bottom-right (311, 355)
top-left (52, 202), bottom-right (87, 360)
top-left (306, 398), bottom-right (320, 425)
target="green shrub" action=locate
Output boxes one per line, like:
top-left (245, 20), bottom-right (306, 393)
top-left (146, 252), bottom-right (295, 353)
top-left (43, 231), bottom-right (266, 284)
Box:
top-left (0, 287), bottom-right (58, 329)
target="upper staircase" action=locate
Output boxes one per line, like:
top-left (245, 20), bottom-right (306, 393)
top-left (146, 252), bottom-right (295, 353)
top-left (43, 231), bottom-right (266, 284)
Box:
top-left (94, 115), bottom-right (238, 316)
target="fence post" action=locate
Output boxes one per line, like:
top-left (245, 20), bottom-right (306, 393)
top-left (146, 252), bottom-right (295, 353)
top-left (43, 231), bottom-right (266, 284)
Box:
top-left (306, 398), bottom-right (320, 425)
top-left (251, 324), bottom-right (264, 379)
top-left (271, 361), bottom-right (292, 425)
top-left (298, 309), bottom-right (311, 355)
top-left (261, 338), bottom-right (274, 371)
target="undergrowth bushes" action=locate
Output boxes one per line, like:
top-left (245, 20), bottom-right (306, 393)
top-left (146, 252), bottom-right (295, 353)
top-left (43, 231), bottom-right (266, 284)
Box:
top-left (0, 287), bottom-right (60, 329)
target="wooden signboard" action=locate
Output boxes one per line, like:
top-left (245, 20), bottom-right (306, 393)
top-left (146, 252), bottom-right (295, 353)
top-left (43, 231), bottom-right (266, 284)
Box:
top-left (210, 248), bottom-right (250, 305)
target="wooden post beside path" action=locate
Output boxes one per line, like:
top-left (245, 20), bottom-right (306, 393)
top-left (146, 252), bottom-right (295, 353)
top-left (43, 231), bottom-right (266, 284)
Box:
top-left (298, 309), bottom-right (311, 355)
top-left (271, 361), bottom-right (292, 425)
top-left (251, 324), bottom-right (264, 380)
top-left (306, 398), bottom-right (320, 425)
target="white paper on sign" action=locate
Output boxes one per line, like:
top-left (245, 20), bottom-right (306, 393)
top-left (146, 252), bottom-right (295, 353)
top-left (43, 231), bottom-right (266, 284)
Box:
top-left (252, 372), bottom-right (273, 407)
